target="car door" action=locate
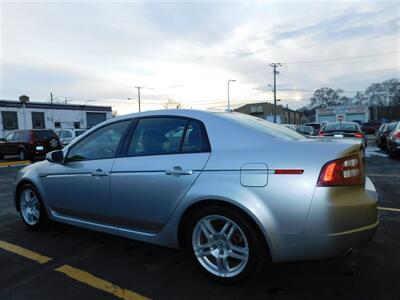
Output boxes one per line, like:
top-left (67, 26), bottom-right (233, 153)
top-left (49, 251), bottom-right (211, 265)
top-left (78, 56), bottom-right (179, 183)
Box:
top-left (110, 117), bottom-right (211, 233)
top-left (41, 120), bottom-right (132, 222)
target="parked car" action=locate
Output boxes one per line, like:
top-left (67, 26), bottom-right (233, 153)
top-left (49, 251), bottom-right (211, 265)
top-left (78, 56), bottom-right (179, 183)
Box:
top-left (318, 121), bottom-right (367, 152)
top-left (375, 124), bottom-right (386, 145)
top-left (376, 122), bottom-right (397, 149)
top-left (361, 121), bottom-right (381, 134)
top-left (295, 125), bottom-right (316, 136)
top-left (305, 123), bottom-right (321, 132)
top-left (0, 129), bottom-right (61, 160)
top-left (56, 129), bottom-right (87, 146)
top-left (281, 124), bottom-right (297, 131)
top-left (386, 122), bottom-right (400, 158)
top-left (14, 110), bottom-right (378, 283)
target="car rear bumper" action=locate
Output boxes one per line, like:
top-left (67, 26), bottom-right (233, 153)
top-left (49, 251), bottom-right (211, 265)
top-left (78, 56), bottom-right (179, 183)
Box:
top-left (268, 177), bottom-right (378, 263)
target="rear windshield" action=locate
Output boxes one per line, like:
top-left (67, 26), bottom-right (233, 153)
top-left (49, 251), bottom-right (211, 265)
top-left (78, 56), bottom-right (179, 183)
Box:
top-left (217, 112), bottom-right (304, 141)
top-left (323, 122), bottom-right (358, 133)
top-left (34, 130), bottom-right (57, 140)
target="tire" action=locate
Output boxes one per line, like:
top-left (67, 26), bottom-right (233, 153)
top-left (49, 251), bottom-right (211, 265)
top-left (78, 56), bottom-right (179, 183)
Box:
top-left (18, 149), bottom-right (27, 161)
top-left (184, 205), bottom-right (267, 283)
top-left (17, 184), bottom-right (49, 230)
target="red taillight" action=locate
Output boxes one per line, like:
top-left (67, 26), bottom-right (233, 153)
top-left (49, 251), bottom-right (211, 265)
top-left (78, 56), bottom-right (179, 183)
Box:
top-left (395, 132), bottom-right (400, 140)
top-left (353, 132), bottom-right (363, 138)
top-left (318, 131), bottom-right (324, 136)
top-left (317, 155), bottom-right (363, 186)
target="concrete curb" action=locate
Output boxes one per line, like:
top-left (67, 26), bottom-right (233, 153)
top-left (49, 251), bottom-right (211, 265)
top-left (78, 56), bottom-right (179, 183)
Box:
top-left (0, 161), bottom-right (31, 168)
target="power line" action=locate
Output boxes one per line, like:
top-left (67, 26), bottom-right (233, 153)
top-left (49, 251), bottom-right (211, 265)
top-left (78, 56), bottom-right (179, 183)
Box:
top-left (280, 51), bottom-right (400, 65)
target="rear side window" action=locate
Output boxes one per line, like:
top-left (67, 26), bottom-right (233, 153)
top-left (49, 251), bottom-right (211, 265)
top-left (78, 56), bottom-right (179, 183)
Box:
top-left (127, 117), bottom-right (210, 156)
top-left (182, 121), bottom-right (211, 153)
top-left (128, 118), bottom-right (187, 156)
top-left (13, 132), bottom-right (23, 141)
top-left (34, 130), bottom-right (57, 141)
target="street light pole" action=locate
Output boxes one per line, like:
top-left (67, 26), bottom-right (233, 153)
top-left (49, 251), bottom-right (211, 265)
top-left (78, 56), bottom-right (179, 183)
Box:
top-left (135, 86), bottom-right (142, 112)
top-left (227, 79), bottom-right (236, 110)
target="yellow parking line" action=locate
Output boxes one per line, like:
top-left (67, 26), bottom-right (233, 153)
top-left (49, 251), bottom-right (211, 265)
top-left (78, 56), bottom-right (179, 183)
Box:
top-left (55, 264), bottom-right (149, 300)
top-left (378, 206), bottom-right (400, 212)
top-left (0, 240), bottom-right (52, 264)
top-left (0, 160), bottom-right (31, 167)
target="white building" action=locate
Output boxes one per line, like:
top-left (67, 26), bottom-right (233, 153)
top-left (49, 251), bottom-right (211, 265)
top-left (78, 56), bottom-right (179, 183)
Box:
top-left (0, 96), bottom-right (112, 138)
top-left (316, 106), bottom-right (370, 124)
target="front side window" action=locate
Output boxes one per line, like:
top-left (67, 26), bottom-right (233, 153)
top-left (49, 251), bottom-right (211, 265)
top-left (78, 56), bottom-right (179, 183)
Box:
top-left (67, 120), bottom-right (131, 161)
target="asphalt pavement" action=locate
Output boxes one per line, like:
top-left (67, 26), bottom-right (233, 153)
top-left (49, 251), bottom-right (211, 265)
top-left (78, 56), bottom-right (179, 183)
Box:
top-left (0, 139), bottom-right (399, 300)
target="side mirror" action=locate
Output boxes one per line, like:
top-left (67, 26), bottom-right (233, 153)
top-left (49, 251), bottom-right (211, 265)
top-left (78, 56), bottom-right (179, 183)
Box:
top-left (46, 150), bottom-right (64, 163)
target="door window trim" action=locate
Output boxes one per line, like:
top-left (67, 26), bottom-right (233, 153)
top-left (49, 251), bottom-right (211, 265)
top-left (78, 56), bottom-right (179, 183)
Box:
top-left (64, 119), bottom-right (135, 163)
top-left (120, 115), bottom-right (211, 158)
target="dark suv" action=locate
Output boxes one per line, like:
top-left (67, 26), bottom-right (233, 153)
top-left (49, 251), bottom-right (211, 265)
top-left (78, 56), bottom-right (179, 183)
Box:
top-left (0, 129), bottom-right (61, 160)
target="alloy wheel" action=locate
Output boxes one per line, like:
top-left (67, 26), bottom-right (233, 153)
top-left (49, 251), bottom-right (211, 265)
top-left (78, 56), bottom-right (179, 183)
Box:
top-left (192, 215), bottom-right (249, 278)
top-left (19, 150), bottom-right (25, 160)
top-left (20, 189), bottom-right (40, 226)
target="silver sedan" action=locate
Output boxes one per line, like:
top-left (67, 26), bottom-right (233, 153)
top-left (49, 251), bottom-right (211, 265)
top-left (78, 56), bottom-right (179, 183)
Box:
top-left (14, 110), bottom-right (378, 283)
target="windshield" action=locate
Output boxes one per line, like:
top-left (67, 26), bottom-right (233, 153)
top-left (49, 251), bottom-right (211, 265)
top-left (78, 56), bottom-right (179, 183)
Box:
top-left (323, 122), bottom-right (359, 133)
top-left (218, 113), bottom-right (304, 141)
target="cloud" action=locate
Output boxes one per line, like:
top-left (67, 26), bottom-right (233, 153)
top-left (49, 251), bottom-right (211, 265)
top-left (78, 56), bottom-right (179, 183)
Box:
top-left (1, 1), bottom-right (399, 113)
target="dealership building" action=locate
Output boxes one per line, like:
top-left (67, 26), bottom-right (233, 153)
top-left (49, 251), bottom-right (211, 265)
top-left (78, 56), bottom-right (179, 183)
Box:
top-left (0, 96), bottom-right (112, 138)
top-left (315, 106), bottom-right (369, 123)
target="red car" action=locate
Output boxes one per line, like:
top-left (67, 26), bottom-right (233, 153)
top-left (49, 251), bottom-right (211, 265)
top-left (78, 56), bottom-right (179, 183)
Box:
top-left (0, 129), bottom-right (61, 160)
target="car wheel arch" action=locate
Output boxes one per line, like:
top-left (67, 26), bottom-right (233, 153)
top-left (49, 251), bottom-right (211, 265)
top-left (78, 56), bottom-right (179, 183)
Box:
top-left (176, 199), bottom-right (273, 260)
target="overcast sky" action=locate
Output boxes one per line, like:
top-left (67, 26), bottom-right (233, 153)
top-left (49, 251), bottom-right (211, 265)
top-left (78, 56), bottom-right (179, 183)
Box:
top-left (1, 0), bottom-right (399, 114)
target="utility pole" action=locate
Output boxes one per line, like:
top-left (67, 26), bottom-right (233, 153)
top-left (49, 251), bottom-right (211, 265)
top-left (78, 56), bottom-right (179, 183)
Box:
top-left (269, 63), bottom-right (282, 123)
top-left (50, 92), bottom-right (54, 129)
top-left (227, 79), bottom-right (236, 111)
top-left (135, 86), bottom-right (143, 112)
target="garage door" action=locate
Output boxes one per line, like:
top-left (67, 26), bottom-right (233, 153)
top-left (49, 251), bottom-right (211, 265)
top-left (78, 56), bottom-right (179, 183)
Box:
top-left (318, 115), bottom-right (336, 123)
top-left (346, 113), bottom-right (366, 122)
top-left (86, 112), bottom-right (106, 128)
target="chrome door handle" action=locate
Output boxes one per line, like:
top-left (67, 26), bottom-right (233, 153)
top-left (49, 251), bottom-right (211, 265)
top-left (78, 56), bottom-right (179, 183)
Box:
top-left (166, 166), bottom-right (193, 175)
top-left (91, 169), bottom-right (108, 176)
